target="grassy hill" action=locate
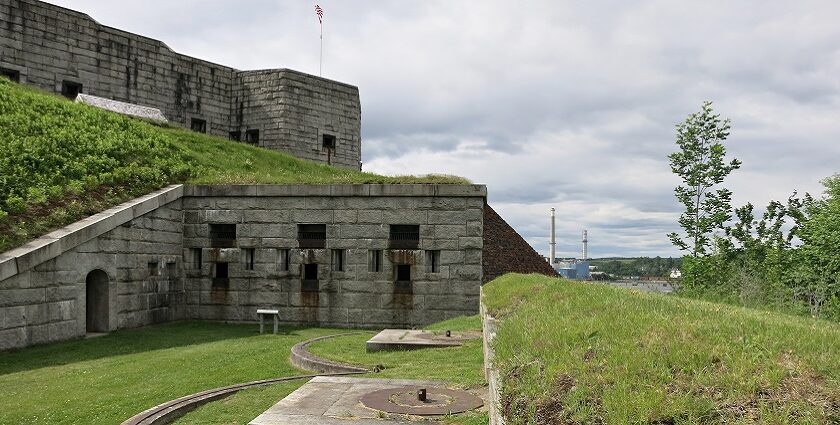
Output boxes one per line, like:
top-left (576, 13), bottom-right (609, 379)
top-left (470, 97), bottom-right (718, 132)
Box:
top-left (483, 274), bottom-right (840, 424)
top-left (0, 78), bottom-right (467, 252)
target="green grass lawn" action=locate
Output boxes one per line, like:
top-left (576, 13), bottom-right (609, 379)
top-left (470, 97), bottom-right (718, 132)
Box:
top-left (0, 321), bottom-right (342, 425)
top-left (0, 78), bottom-right (468, 252)
top-left (483, 274), bottom-right (840, 424)
top-left (0, 318), bottom-right (489, 425)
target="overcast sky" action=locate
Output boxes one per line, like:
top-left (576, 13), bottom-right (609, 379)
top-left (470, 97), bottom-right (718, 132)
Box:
top-left (51, 0), bottom-right (840, 258)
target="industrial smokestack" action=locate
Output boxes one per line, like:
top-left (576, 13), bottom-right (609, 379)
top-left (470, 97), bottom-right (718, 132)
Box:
top-left (550, 208), bottom-right (556, 264)
top-left (582, 230), bottom-right (589, 261)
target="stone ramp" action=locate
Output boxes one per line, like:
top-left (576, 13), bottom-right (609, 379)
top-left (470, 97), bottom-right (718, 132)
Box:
top-left (249, 376), bottom-right (447, 424)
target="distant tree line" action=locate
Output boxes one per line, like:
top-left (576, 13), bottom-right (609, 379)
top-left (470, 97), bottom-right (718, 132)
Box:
top-left (590, 257), bottom-right (682, 278)
top-left (668, 102), bottom-right (840, 321)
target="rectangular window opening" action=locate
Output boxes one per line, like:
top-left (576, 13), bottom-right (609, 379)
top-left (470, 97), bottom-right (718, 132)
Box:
top-left (368, 249), bottom-right (383, 272)
top-left (331, 249), bottom-right (344, 272)
top-left (244, 248), bottom-right (255, 271)
top-left (167, 262), bottom-right (177, 278)
top-left (148, 261), bottom-right (159, 277)
top-left (213, 262), bottom-right (229, 288)
top-left (389, 225), bottom-right (420, 249)
top-left (190, 118), bottom-right (207, 133)
top-left (245, 129), bottom-right (260, 144)
top-left (1, 68), bottom-right (20, 83)
top-left (426, 250), bottom-right (441, 273)
top-left (209, 223), bottom-right (237, 248)
top-left (215, 262), bottom-right (229, 279)
top-left (298, 224), bottom-right (326, 249)
top-left (322, 134), bottom-right (336, 149)
top-left (191, 248), bottom-right (202, 270)
top-left (229, 131), bottom-right (241, 141)
top-left (61, 80), bottom-right (82, 100)
top-left (279, 249), bottom-right (291, 272)
top-left (395, 264), bottom-right (412, 294)
top-left (302, 263), bottom-right (319, 292)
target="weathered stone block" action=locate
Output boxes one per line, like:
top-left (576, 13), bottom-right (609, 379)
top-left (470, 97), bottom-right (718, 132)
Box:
top-left (459, 237), bottom-right (484, 250)
top-left (0, 328), bottom-right (26, 351)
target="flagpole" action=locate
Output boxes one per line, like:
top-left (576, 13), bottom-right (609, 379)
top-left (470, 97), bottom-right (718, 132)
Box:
top-left (319, 21), bottom-right (323, 77)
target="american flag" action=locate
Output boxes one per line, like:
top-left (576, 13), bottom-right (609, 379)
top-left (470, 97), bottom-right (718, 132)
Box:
top-left (315, 4), bottom-right (324, 24)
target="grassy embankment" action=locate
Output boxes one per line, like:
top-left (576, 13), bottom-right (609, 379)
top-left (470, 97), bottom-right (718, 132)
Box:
top-left (0, 318), bottom-right (487, 425)
top-left (483, 274), bottom-right (840, 424)
top-left (0, 78), bottom-right (467, 252)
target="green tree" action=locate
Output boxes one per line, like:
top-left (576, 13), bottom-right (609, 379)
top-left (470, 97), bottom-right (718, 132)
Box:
top-left (793, 175), bottom-right (840, 317)
top-left (668, 101), bottom-right (742, 262)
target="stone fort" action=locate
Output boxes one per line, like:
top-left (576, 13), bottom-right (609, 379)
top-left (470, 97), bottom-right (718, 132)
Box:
top-left (0, 0), bottom-right (362, 169)
top-left (0, 1), bottom-right (557, 351)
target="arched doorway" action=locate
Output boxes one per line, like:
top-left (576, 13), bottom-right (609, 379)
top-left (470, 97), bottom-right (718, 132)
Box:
top-left (85, 269), bottom-right (109, 333)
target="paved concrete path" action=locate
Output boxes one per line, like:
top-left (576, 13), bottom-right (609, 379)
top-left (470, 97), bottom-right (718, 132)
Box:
top-left (249, 376), bottom-right (446, 425)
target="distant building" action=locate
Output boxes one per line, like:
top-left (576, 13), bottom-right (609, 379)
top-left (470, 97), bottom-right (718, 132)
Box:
top-left (670, 269), bottom-right (683, 279)
top-left (552, 259), bottom-right (591, 280)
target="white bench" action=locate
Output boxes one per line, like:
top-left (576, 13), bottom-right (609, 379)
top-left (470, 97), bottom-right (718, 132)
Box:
top-left (257, 309), bottom-right (280, 334)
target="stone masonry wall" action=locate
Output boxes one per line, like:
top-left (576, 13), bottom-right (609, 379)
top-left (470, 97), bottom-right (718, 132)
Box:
top-left (483, 205), bottom-right (558, 283)
top-left (0, 0), bottom-right (362, 169)
top-left (0, 186), bottom-right (185, 351)
top-left (235, 70), bottom-right (362, 169)
top-left (181, 185), bottom-right (485, 328)
top-left (0, 184), bottom-right (486, 350)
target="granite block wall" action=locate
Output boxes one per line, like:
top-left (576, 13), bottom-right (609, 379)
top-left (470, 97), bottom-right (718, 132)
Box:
top-left (0, 184), bottom-right (487, 350)
top-left (0, 0), bottom-right (362, 168)
top-left (181, 185), bottom-right (485, 328)
top-left (0, 189), bottom-right (185, 351)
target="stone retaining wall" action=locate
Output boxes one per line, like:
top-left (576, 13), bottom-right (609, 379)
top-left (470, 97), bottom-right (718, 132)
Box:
top-left (481, 288), bottom-right (505, 425)
top-left (0, 184), bottom-right (486, 350)
top-left (0, 186), bottom-right (185, 350)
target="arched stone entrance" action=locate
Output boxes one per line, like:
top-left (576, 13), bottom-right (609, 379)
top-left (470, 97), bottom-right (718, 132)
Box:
top-left (85, 269), bottom-right (109, 333)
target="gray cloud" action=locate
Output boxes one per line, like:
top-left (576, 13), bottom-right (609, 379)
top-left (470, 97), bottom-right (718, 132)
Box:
top-left (50, 0), bottom-right (840, 257)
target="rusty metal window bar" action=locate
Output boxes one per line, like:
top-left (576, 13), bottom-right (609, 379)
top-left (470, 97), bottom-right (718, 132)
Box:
top-left (298, 224), bottom-right (326, 249)
top-left (389, 225), bottom-right (420, 249)
top-left (209, 224), bottom-right (236, 248)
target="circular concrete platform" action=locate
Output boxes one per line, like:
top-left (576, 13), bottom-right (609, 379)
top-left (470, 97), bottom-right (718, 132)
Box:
top-left (359, 386), bottom-right (483, 416)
